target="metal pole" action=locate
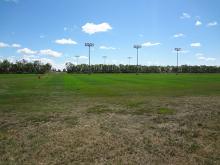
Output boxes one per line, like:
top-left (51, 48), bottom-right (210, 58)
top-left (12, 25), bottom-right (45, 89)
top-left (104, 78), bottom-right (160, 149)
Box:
top-left (174, 48), bottom-right (181, 75)
top-left (85, 43), bottom-right (94, 74)
top-left (177, 50), bottom-right (178, 74)
top-left (89, 46), bottom-right (91, 73)
top-left (133, 45), bottom-right (141, 74)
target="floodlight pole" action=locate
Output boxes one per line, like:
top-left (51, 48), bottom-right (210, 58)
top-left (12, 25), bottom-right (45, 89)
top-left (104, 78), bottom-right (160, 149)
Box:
top-left (85, 43), bottom-right (94, 74)
top-left (174, 48), bottom-right (181, 74)
top-left (102, 56), bottom-right (107, 65)
top-left (75, 55), bottom-right (79, 65)
top-left (133, 45), bottom-right (142, 73)
top-left (128, 57), bottom-right (132, 65)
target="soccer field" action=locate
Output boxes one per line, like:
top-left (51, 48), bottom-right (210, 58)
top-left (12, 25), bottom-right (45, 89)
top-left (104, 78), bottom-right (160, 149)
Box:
top-left (0, 73), bottom-right (220, 164)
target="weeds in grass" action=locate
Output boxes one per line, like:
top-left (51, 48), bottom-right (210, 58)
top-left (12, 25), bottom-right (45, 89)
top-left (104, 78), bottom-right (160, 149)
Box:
top-left (187, 142), bottom-right (200, 153)
top-left (87, 105), bottom-right (114, 114)
top-left (63, 116), bottom-right (79, 126)
top-left (25, 115), bottom-right (51, 123)
top-left (157, 108), bottom-right (175, 115)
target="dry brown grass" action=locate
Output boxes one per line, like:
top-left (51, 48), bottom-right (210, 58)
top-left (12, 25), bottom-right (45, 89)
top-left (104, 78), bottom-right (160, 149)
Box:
top-left (1, 96), bottom-right (220, 164)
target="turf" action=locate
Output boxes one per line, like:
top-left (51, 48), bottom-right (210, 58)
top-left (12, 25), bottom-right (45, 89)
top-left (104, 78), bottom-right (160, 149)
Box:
top-left (0, 73), bottom-right (220, 164)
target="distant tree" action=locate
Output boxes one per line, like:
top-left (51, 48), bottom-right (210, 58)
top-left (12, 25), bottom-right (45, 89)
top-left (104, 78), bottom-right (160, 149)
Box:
top-left (0, 59), bottom-right (51, 74)
top-left (65, 63), bottom-right (220, 74)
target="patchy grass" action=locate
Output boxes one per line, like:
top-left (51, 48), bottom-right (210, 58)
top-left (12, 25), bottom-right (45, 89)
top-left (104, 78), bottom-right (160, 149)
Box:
top-left (157, 108), bottom-right (175, 115)
top-left (62, 116), bottom-right (79, 126)
top-left (87, 105), bottom-right (113, 114)
top-left (0, 73), bottom-right (220, 164)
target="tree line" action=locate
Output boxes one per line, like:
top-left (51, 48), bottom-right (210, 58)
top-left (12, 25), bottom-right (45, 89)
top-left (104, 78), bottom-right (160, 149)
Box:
top-left (65, 63), bottom-right (220, 73)
top-left (1, 59), bottom-right (219, 74)
top-left (0, 59), bottom-right (52, 74)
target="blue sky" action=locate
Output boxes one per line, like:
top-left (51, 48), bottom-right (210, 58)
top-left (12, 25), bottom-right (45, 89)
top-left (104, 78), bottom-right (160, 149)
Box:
top-left (0, 0), bottom-right (220, 68)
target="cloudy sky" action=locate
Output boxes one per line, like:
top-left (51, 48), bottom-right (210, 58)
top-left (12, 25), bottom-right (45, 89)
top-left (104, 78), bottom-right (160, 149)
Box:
top-left (0, 0), bottom-right (219, 68)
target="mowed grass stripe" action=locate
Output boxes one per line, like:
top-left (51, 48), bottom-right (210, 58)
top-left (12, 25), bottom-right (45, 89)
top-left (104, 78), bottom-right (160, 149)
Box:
top-left (62, 73), bottom-right (220, 96)
top-left (1, 73), bottom-right (220, 100)
top-left (63, 74), bottom-right (124, 96)
top-left (0, 74), bottom-right (71, 112)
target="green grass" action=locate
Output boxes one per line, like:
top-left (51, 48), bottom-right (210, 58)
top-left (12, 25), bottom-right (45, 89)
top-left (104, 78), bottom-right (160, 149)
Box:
top-left (0, 73), bottom-right (220, 164)
top-left (157, 108), bottom-right (175, 115)
top-left (1, 73), bottom-right (220, 106)
top-left (1, 73), bottom-right (220, 113)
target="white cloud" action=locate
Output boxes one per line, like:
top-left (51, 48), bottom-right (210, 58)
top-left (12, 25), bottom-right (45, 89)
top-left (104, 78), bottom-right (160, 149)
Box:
top-left (3, 0), bottom-right (18, 3)
top-left (29, 58), bottom-right (64, 70)
top-left (67, 55), bottom-right (88, 65)
top-left (63, 26), bottom-right (77, 32)
top-left (6, 56), bottom-right (17, 63)
top-left (24, 56), bottom-right (55, 66)
top-left (195, 53), bottom-right (204, 57)
top-left (195, 20), bottom-right (202, 26)
top-left (190, 43), bottom-right (201, 47)
top-left (55, 38), bottom-right (77, 45)
top-left (196, 53), bottom-right (216, 61)
top-left (181, 50), bottom-right (190, 54)
top-left (34, 58), bottom-right (54, 64)
top-left (82, 22), bottom-right (112, 35)
top-left (21, 54), bottom-right (54, 65)
top-left (17, 48), bottom-right (37, 55)
top-left (40, 35), bottom-right (45, 38)
top-left (198, 56), bottom-right (216, 61)
top-left (22, 55), bottom-right (38, 61)
top-left (0, 42), bottom-right (9, 48)
top-left (0, 42), bottom-right (21, 48)
top-left (79, 56), bottom-right (88, 59)
top-left (39, 49), bottom-right (62, 57)
top-left (173, 33), bottom-right (185, 38)
top-left (11, 43), bottom-right (21, 48)
top-left (100, 46), bottom-right (116, 50)
top-left (180, 13), bottom-right (191, 19)
top-left (207, 21), bottom-right (218, 27)
top-left (142, 42), bottom-right (161, 47)
top-left (17, 47), bottom-right (62, 58)
top-left (205, 57), bottom-right (216, 61)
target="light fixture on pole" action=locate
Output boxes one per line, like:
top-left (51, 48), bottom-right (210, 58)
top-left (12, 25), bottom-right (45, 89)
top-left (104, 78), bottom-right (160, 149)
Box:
top-left (128, 56), bottom-right (132, 65)
top-left (133, 45), bottom-right (142, 74)
top-left (102, 56), bottom-right (107, 65)
top-left (85, 43), bottom-right (94, 73)
top-left (75, 55), bottom-right (79, 65)
top-left (133, 45), bottom-right (142, 66)
top-left (174, 48), bottom-right (181, 74)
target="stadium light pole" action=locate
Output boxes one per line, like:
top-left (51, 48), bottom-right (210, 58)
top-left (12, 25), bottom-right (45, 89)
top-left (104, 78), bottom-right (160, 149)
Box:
top-left (128, 56), bottom-right (132, 65)
top-left (133, 45), bottom-right (142, 74)
top-left (75, 55), bottom-right (79, 65)
top-left (174, 48), bottom-right (181, 74)
top-left (102, 56), bottom-right (107, 65)
top-left (85, 43), bottom-right (94, 74)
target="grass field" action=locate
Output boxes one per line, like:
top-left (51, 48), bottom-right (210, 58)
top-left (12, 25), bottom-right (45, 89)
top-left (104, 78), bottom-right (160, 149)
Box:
top-left (0, 73), bottom-right (220, 164)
